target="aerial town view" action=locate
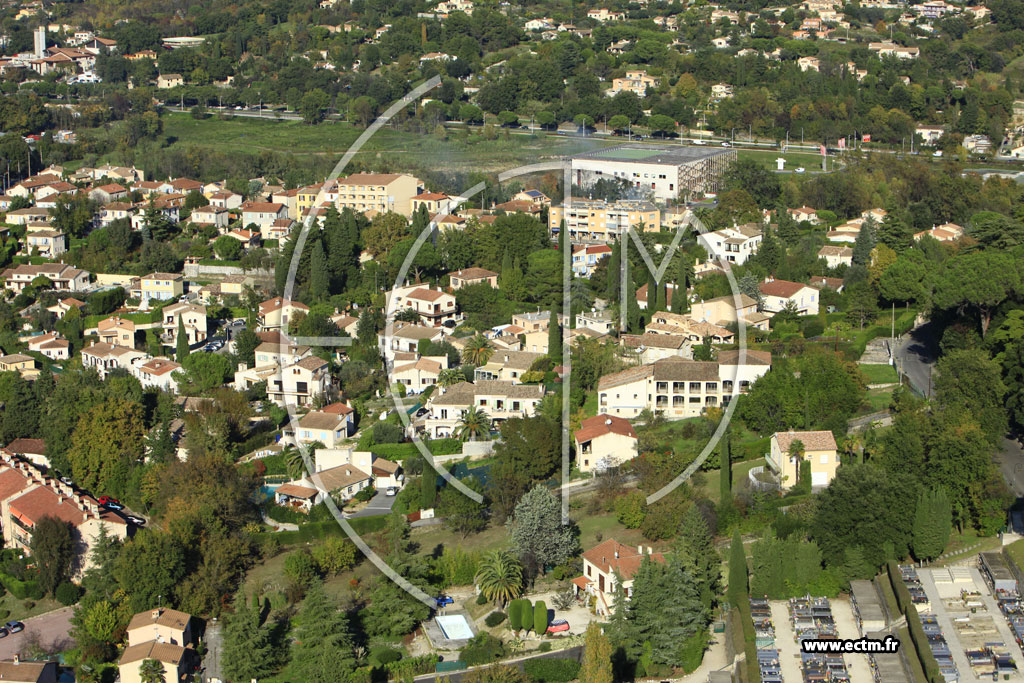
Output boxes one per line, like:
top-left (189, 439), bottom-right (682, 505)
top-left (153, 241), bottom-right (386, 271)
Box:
top-left (0, 0), bottom-right (1023, 680)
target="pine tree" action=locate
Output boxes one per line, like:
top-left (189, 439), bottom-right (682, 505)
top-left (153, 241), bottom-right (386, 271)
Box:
top-left (912, 487), bottom-right (952, 561)
top-left (675, 505), bottom-right (721, 610)
top-left (606, 240), bottom-right (621, 302)
top-left (852, 216), bottom-right (876, 266)
top-left (223, 595), bottom-right (278, 682)
top-left (727, 530), bottom-right (746, 606)
top-left (580, 622), bottom-right (614, 683)
top-left (547, 309), bottom-right (561, 360)
top-left (309, 240), bottom-right (328, 300)
top-left (175, 316), bottom-right (189, 361)
top-left (504, 257), bottom-right (527, 302)
top-left (287, 581), bottom-right (357, 682)
top-left (628, 556), bottom-right (706, 667)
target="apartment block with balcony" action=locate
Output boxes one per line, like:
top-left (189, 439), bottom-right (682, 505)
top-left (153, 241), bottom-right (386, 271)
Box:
top-left (696, 223), bottom-right (762, 265)
top-left (417, 381), bottom-right (545, 439)
top-left (550, 198), bottom-right (660, 242)
top-left (335, 173), bottom-right (421, 217)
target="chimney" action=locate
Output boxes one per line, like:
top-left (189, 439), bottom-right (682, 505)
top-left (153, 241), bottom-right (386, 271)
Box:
top-left (153, 608), bottom-right (161, 619)
top-left (647, 546), bottom-right (653, 554)
top-left (605, 418), bottom-right (612, 426)
top-left (12, 654), bottom-right (18, 664)
top-left (638, 545), bottom-right (643, 554)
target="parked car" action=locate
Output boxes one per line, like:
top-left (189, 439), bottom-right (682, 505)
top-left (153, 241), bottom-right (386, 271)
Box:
top-left (0, 627), bottom-right (8, 638)
top-left (126, 515), bottom-right (146, 526)
top-left (58, 475), bottom-right (73, 486)
top-left (547, 619), bottom-right (570, 633)
top-left (795, 167), bottom-right (806, 173)
top-left (6, 622), bottom-right (23, 633)
top-left (98, 496), bottom-right (123, 510)
top-left (435, 595), bottom-right (454, 608)
top-left (385, 486), bottom-right (399, 496)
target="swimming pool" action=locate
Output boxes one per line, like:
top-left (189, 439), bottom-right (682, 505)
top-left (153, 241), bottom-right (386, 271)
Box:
top-left (259, 484), bottom-right (281, 500)
top-left (436, 615), bottom-right (474, 641)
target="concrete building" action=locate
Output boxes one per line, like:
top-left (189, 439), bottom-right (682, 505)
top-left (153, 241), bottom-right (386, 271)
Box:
top-left (758, 277), bottom-right (820, 316)
top-left (697, 224), bottom-right (762, 265)
top-left (766, 430), bottom-right (838, 490)
top-left (417, 381), bottom-right (545, 439)
top-left (550, 198), bottom-right (660, 242)
top-left (335, 173), bottom-right (421, 217)
top-left (574, 539), bottom-right (664, 615)
top-left (574, 414), bottom-right (638, 472)
top-left (569, 144), bottom-right (736, 202)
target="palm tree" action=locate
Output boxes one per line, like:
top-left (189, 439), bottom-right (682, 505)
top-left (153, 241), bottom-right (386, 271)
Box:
top-left (455, 406), bottom-right (491, 442)
top-left (787, 438), bottom-right (806, 485)
top-left (138, 658), bottom-right (166, 683)
top-left (438, 368), bottom-right (464, 388)
top-left (475, 550), bottom-right (523, 606)
top-left (284, 445), bottom-right (306, 480)
top-left (461, 333), bottom-right (494, 367)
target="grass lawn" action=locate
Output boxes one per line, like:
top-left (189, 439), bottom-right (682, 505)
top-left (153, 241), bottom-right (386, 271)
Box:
top-left (859, 363), bottom-right (898, 384)
top-left (935, 528), bottom-right (1003, 567)
top-left (581, 390), bottom-right (599, 418)
top-left (703, 458), bottom-right (767, 503)
top-left (574, 511), bottom-right (651, 551)
top-left (737, 148), bottom-right (826, 170)
top-left (160, 112), bottom-right (614, 173)
top-left (1003, 538), bottom-right (1024, 575)
top-left (862, 386), bottom-right (896, 413)
top-left (0, 593), bottom-right (62, 621)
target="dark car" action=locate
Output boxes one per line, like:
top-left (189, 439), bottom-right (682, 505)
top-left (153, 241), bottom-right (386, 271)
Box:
top-left (435, 595), bottom-right (454, 608)
top-left (5, 622), bottom-right (23, 633)
top-left (0, 627), bottom-right (8, 638)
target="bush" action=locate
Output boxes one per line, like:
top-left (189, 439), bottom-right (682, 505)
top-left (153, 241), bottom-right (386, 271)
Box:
top-left (0, 573), bottom-right (43, 600)
top-left (802, 318), bottom-right (825, 338)
top-left (523, 658), bottom-right (580, 682)
top-left (461, 633), bottom-right (505, 666)
top-left (614, 491), bottom-right (647, 528)
top-left (509, 600), bottom-right (522, 630)
top-left (370, 646), bottom-right (402, 666)
top-left (55, 581), bottom-right (81, 606)
top-left (354, 487), bottom-right (375, 502)
top-left (476, 592), bottom-right (488, 605)
top-left (533, 600), bottom-right (548, 634)
top-left (536, 641), bottom-right (551, 652)
top-left (484, 611), bottom-right (506, 627)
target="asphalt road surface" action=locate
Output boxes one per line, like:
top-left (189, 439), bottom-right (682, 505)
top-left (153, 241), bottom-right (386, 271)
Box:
top-left (348, 489), bottom-right (397, 518)
top-left (0, 607), bottom-right (73, 660)
top-left (893, 321), bottom-right (938, 398)
top-left (202, 620), bottom-right (222, 683)
top-left (413, 645), bottom-right (582, 682)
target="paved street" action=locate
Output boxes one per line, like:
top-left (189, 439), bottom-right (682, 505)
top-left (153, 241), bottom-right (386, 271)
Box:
top-left (348, 489), bottom-right (397, 518)
top-left (893, 322), bottom-right (939, 398)
top-left (202, 620), bottom-right (223, 683)
top-left (0, 607), bottom-right (73, 660)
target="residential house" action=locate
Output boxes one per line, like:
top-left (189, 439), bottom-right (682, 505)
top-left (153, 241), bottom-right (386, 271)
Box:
top-left (134, 357), bottom-right (181, 393)
top-left (335, 173), bottom-right (422, 217)
top-left (297, 409), bottom-right (356, 448)
top-left (97, 316), bottom-right (136, 347)
top-left (23, 331), bottom-right (69, 360)
top-left (635, 282), bottom-right (680, 311)
top-left (473, 351), bottom-right (543, 383)
top-left (155, 73), bottom-right (183, 88)
top-left (449, 267), bottom-right (498, 290)
top-left (258, 297), bottom-right (310, 331)
top-left (392, 356), bottom-right (446, 394)
top-left (411, 192), bottom-right (456, 215)
top-left (139, 272), bottom-right (185, 306)
top-left (758, 277), bottom-right (819, 316)
top-left (240, 202), bottom-right (288, 239)
top-left (386, 284), bottom-right (458, 327)
top-left (418, 381), bottom-right (545, 439)
top-left (571, 244), bottom-right (612, 277)
top-left (24, 229), bottom-right (66, 259)
top-left (789, 206), bottom-right (820, 224)
top-left (511, 189), bottom-right (551, 207)
top-left (208, 189), bottom-right (243, 210)
top-left (574, 415), bottom-right (638, 472)
top-left (697, 224), bottom-right (762, 265)
top-left (379, 322), bottom-right (445, 364)
top-left (511, 311), bottom-right (551, 332)
top-left (254, 341), bottom-right (311, 368)
top-left (1, 438), bottom-right (48, 469)
top-left (766, 430), bottom-right (839, 490)
top-left (711, 83), bottom-right (734, 99)
top-left (46, 297), bottom-right (86, 319)
top-left (574, 539), bottom-right (664, 615)
top-left (235, 355), bottom-right (330, 407)
top-left (645, 311), bottom-right (735, 343)
top-left (0, 354), bottom-right (37, 379)
top-left (2, 208), bottom-right (51, 225)
top-left (88, 183), bottom-right (128, 204)
top-left (914, 222), bottom-right (963, 242)
top-left (99, 201), bottom-right (135, 227)
top-left (1, 263), bottom-right (89, 293)
top-left (717, 348), bottom-right (773, 393)
top-left (597, 356), bottom-right (769, 419)
top-left (118, 641), bottom-right (188, 683)
top-left (817, 245), bottom-right (853, 268)
top-left (0, 658), bottom-right (58, 683)
top-left (621, 333), bottom-right (692, 364)
top-left (607, 70), bottom-right (658, 97)
top-left (277, 462), bottom-right (375, 510)
top-left (126, 607), bottom-right (193, 647)
top-left (575, 309), bottom-right (616, 335)
top-left (81, 343), bottom-right (148, 379)
top-left (161, 303), bottom-right (208, 347)
top-left (690, 294), bottom-right (770, 331)
top-left (190, 205), bottom-right (229, 228)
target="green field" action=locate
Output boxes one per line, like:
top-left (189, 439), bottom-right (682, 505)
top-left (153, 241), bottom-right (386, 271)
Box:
top-left (161, 112), bottom-right (614, 172)
top-left (859, 363), bottom-right (899, 384)
top-left (737, 147), bottom-right (828, 170)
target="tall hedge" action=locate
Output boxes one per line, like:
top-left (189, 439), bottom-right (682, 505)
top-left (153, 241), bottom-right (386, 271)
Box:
top-left (534, 600), bottom-right (549, 634)
top-left (509, 599), bottom-right (522, 631)
top-left (522, 658), bottom-right (580, 682)
top-left (520, 599), bottom-right (532, 632)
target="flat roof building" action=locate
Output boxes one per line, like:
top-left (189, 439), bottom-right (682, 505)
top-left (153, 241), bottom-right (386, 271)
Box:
top-left (569, 144), bottom-right (736, 203)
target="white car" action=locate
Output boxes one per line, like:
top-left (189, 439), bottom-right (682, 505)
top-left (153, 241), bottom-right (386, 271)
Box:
top-left (721, 141), bottom-right (731, 147)
top-left (385, 486), bottom-right (399, 496)
top-left (795, 167), bottom-right (806, 174)
top-left (933, 150), bottom-right (943, 157)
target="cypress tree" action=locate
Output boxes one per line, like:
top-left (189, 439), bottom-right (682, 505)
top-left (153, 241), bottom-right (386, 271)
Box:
top-left (645, 270), bottom-right (657, 316)
top-left (627, 292), bottom-right (642, 333)
top-left (758, 226), bottom-right (782, 274)
top-left (175, 316), bottom-right (189, 360)
top-left (719, 437), bottom-right (732, 502)
top-left (671, 255), bottom-right (691, 314)
top-left (606, 240), bottom-right (621, 302)
top-left (912, 488), bottom-right (951, 561)
top-left (547, 309), bottom-right (561, 360)
top-left (419, 471), bottom-right (436, 510)
top-left (499, 249), bottom-right (514, 288)
top-left (727, 530), bottom-right (746, 606)
top-left (533, 600), bottom-right (549, 634)
top-left (852, 216), bottom-right (876, 266)
top-left (309, 239), bottom-right (328, 300)
top-left (508, 599), bottom-right (522, 631)
top-left (558, 219), bottom-right (566, 251)
top-left (653, 280), bottom-right (666, 312)
top-left (579, 622), bottom-right (614, 683)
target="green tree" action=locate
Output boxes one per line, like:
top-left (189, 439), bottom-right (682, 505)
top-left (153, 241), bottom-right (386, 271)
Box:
top-left (31, 515), bottom-right (75, 596)
top-left (507, 486), bottom-right (580, 572)
top-left (547, 309), bottom-right (561, 360)
top-left (912, 488), bottom-right (952, 561)
top-left (727, 530), bottom-right (746, 606)
top-left (475, 551), bottom-right (523, 606)
top-left (419, 471), bottom-right (437, 510)
top-left (533, 599), bottom-right (549, 633)
top-left (851, 217), bottom-right (876, 267)
top-left (934, 348), bottom-right (1007, 442)
top-left (719, 438), bottom-right (732, 501)
top-left (175, 316), bottom-right (189, 361)
top-left (312, 537), bottom-right (357, 576)
top-left (757, 227), bottom-right (782, 274)
top-left (579, 622), bottom-right (614, 683)
top-left (309, 240), bottom-right (328, 300)
top-left (213, 234), bottom-right (242, 261)
top-left (69, 400), bottom-right (146, 498)
top-left (114, 530), bottom-right (187, 613)
top-left (301, 88), bottom-right (330, 124)
top-left (287, 581), bottom-right (357, 682)
top-left (223, 595), bottom-right (278, 682)
top-left (932, 251), bottom-right (1019, 337)
top-left (439, 475), bottom-right (488, 537)
top-left (675, 505), bottom-right (721, 610)
top-left (455, 406), bottom-right (491, 442)
top-left (462, 333), bottom-right (494, 366)
top-left (138, 659), bottom-right (165, 683)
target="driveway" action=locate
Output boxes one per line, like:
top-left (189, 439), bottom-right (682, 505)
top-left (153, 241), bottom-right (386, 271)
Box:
top-left (0, 607), bottom-right (73, 659)
top-left (202, 620), bottom-right (223, 683)
top-left (348, 490), bottom-right (396, 518)
top-left (893, 322), bottom-right (939, 398)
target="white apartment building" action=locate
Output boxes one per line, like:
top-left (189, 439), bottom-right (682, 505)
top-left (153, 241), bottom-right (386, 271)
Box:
top-left (697, 224), bottom-right (762, 265)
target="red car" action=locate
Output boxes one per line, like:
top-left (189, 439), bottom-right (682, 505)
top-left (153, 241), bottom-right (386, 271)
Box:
top-left (98, 496), bottom-right (123, 510)
top-left (547, 619), bottom-right (570, 633)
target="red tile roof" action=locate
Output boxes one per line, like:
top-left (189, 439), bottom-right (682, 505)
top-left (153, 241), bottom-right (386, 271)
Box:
top-left (582, 539), bottom-right (664, 581)
top-left (574, 414), bottom-right (637, 444)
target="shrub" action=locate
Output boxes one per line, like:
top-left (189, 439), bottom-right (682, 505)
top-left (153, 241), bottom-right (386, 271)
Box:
top-left (55, 581), bottom-right (81, 606)
top-left (536, 642), bottom-right (551, 653)
top-left (802, 318), bottom-right (825, 338)
top-left (461, 633), bottom-right (505, 666)
top-left (519, 599), bottom-right (533, 631)
top-left (0, 573), bottom-right (42, 600)
top-left (523, 657), bottom-right (580, 682)
top-left (508, 599), bottom-right (523, 630)
top-left (484, 611), bottom-right (506, 627)
top-left (370, 646), bottom-right (402, 666)
top-left (354, 487), bottom-right (375, 502)
top-left (614, 491), bottom-right (647, 528)
top-left (533, 600), bottom-right (548, 634)
top-left (476, 592), bottom-right (488, 605)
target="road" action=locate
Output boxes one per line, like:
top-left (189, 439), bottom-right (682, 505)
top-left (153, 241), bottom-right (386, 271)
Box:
top-left (202, 620), bottom-right (222, 683)
top-left (893, 321), bottom-right (939, 398)
top-left (0, 607), bottom-right (73, 659)
top-left (348, 489), bottom-right (397, 518)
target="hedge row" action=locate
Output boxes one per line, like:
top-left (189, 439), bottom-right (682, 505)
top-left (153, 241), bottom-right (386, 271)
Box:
top-left (885, 561), bottom-right (944, 683)
top-left (735, 598), bottom-right (762, 683)
top-left (367, 439), bottom-right (463, 460)
top-left (522, 657), bottom-right (581, 682)
top-left (0, 573), bottom-right (43, 600)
